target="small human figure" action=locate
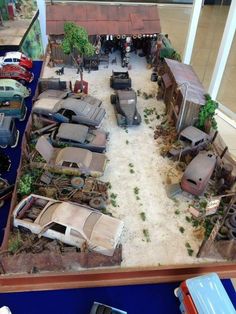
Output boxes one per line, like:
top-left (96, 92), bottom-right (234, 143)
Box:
top-left (76, 56), bottom-right (83, 74)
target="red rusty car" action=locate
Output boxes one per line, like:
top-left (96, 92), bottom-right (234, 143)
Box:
top-left (0, 65), bottom-right (34, 85)
top-left (181, 151), bottom-right (217, 196)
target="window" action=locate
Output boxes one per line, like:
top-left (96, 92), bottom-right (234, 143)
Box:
top-left (4, 58), bottom-right (12, 62)
top-left (50, 223), bottom-right (66, 234)
top-left (0, 87), bottom-right (4, 91)
top-left (6, 86), bottom-right (14, 91)
top-left (195, 139), bottom-right (204, 146)
top-left (13, 58), bottom-right (20, 62)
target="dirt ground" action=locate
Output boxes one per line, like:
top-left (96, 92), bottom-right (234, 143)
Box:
top-left (42, 51), bottom-right (218, 267)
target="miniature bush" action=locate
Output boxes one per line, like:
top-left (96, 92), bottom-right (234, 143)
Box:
top-left (197, 94), bottom-right (218, 132)
top-left (18, 173), bottom-right (34, 196)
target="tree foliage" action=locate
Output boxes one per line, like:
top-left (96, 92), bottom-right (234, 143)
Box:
top-left (197, 94), bottom-right (218, 131)
top-left (61, 22), bottom-right (95, 57)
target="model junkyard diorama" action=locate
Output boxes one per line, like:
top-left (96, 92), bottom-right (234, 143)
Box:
top-left (0, 1), bottom-right (236, 291)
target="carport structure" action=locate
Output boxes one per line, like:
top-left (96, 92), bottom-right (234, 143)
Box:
top-left (46, 2), bottom-right (161, 66)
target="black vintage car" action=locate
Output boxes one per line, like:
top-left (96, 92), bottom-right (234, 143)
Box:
top-left (110, 71), bottom-right (131, 90)
top-left (110, 89), bottom-right (141, 126)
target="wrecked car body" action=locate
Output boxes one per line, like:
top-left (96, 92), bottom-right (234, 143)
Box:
top-left (110, 71), bottom-right (132, 90)
top-left (32, 97), bottom-right (106, 128)
top-left (50, 123), bottom-right (108, 153)
top-left (181, 151), bottom-right (217, 196)
top-left (13, 194), bottom-right (124, 256)
top-left (110, 89), bottom-right (141, 126)
top-left (30, 136), bottom-right (107, 177)
top-left (168, 126), bottom-right (212, 160)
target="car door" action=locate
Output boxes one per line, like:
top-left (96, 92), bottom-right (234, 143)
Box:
top-left (5, 86), bottom-right (14, 97)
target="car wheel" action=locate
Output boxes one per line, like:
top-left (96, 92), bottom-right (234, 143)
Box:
top-left (19, 79), bottom-right (26, 85)
top-left (89, 197), bottom-right (106, 210)
top-left (71, 177), bottom-right (84, 189)
top-left (13, 94), bottom-right (21, 98)
top-left (110, 94), bottom-right (116, 104)
top-left (229, 213), bottom-right (236, 228)
top-left (228, 229), bottom-right (236, 240)
top-left (224, 217), bottom-right (236, 231)
top-left (110, 77), bottom-right (113, 88)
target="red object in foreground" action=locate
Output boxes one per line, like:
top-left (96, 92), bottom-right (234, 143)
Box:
top-left (74, 80), bottom-right (88, 94)
top-left (0, 65), bottom-right (34, 84)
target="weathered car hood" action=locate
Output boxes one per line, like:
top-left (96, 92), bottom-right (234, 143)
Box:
top-left (90, 215), bottom-right (124, 250)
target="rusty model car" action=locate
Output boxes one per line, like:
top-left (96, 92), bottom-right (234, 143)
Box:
top-left (50, 123), bottom-right (108, 153)
top-left (110, 71), bottom-right (132, 90)
top-left (13, 194), bottom-right (124, 256)
top-left (181, 151), bottom-right (217, 196)
top-left (32, 97), bottom-right (105, 128)
top-left (168, 126), bottom-right (212, 160)
top-left (110, 89), bottom-right (141, 126)
top-left (31, 136), bottom-right (107, 177)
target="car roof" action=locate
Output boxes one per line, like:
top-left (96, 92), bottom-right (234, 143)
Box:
top-left (5, 51), bottom-right (22, 58)
top-left (57, 123), bottom-right (89, 143)
top-left (58, 98), bottom-right (97, 116)
top-left (33, 97), bottom-right (61, 113)
top-left (117, 89), bottom-right (135, 101)
top-left (180, 126), bottom-right (208, 142)
top-left (51, 202), bottom-right (95, 230)
top-left (183, 152), bottom-right (217, 180)
top-left (55, 147), bottom-right (92, 167)
top-left (0, 79), bottom-right (18, 86)
top-left (0, 64), bottom-right (27, 72)
top-left (186, 273), bottom-right (236, 314)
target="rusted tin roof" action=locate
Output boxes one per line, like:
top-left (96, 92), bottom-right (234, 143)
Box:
top-left (165, 58), bottom-right (206, 105)
top-left (46, 3), bottom-right (161, 36)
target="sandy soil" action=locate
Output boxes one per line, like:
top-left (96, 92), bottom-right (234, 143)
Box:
top-left (42, 51), bottom-right (214, 267)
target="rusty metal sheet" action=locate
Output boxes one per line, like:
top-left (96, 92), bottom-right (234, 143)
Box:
top-left (46, 3), bottom-right (161, 36)
top-left (130, 13), bottom-right (144, 30)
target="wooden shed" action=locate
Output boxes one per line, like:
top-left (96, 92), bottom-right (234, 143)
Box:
top-left (46, 2), bottom-right (161, 66)
top-left (159, 58), bottom-right (206, 132)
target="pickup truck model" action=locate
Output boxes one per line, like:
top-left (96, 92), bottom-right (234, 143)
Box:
top-left (110, 71), bottom-right (132, 90)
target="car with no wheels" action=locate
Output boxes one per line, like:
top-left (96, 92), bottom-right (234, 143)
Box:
top-left (181, 151), bottom-right (217, 196)
top-left (0, 64), bottom-right (34, 84)
top-left (13, 194), bottom-right (124, 256)
top-left (110, 71), bottom-right (131, 90)
top-left (110, 89), bottom-right (141, 126)
top-left (168, 126), bottom-right (211, 160)
top-left (0, 79), bottom-right (31, 98)
top-left (31, 135), bottom-right (107, 177)
top-left (50, 123), bottom-right (108, 153)
top-left (0, 51), bottom-right (33, 69)
top-left (32, 97), bottom-right (105, 128)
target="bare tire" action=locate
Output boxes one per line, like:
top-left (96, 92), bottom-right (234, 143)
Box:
top-left (110, 94), bottom-right (116, 104)
top-left (89, 197), bottom-right (106, 210)
top-left (71, 177), bottom-right (84, 189)
top-left (229, 213), bottom-right (236, 228)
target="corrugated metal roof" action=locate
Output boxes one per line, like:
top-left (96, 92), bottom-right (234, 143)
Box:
top-left (165, 58), bottom-right (206, 105)
top-left (46, 3), bottom-right (161, 36)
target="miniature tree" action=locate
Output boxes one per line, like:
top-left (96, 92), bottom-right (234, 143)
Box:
top-left (61, 22), bottom-right (95, 92)
top-left (197, 94), bottom-right (218, 133)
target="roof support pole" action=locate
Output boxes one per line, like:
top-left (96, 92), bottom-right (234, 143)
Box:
top-left (183, 0), bottom-right (202, 65)
top-left (208, 0), bottom-right (236, 100)
top-left (36, 0), bottom-right (48, 53)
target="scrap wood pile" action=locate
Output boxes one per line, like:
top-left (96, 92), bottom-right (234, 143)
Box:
top-left (154, 122), bottom-right (178, 157)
